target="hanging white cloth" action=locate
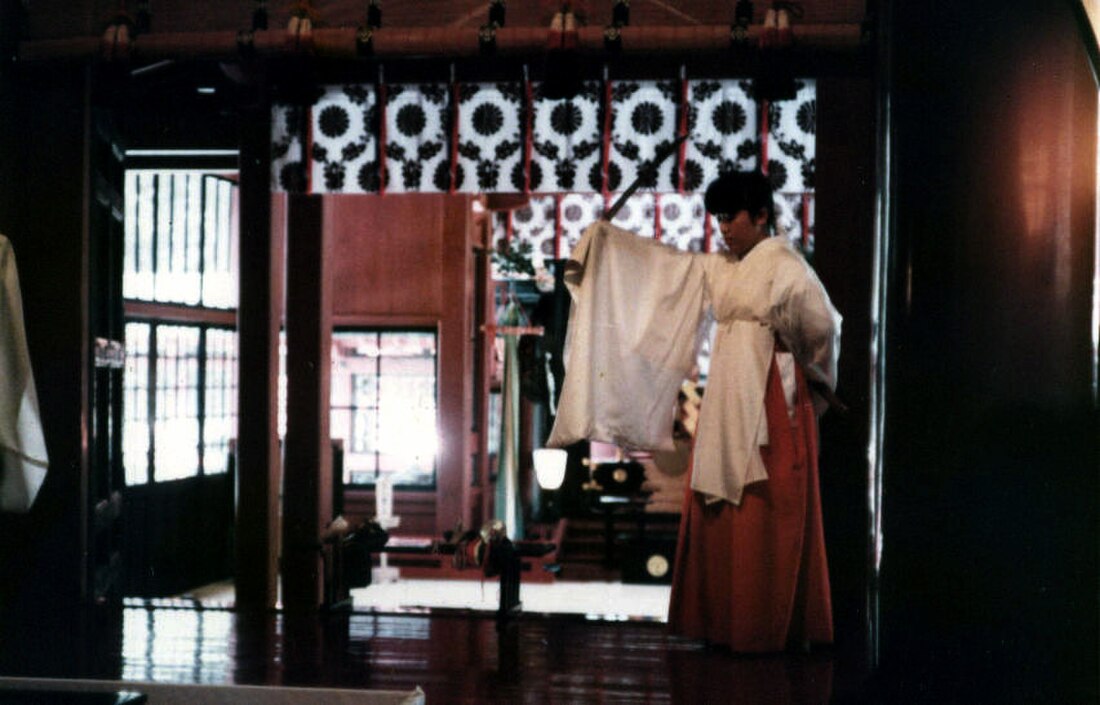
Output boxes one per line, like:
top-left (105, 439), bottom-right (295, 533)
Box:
top-left (547, 221), bottom-right (708, 453)
top-left (0, 235), bottom-right (49, 512)
top-left (548, 221), bottom-right (840, 506)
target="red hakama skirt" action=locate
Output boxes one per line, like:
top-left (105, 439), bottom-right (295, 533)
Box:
top-left (668, 356), bottom-right (833, 652)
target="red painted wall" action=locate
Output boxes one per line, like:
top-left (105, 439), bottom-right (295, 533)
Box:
top-left (327, 194), bottom-right (475, 537)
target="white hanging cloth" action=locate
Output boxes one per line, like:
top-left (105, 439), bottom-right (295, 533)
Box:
top-left (548, 221), bottom-right (841, 506)
top-left (0, 235), bottom-right (49, 512)
top-left (547, 221), bottom-right (708, 454)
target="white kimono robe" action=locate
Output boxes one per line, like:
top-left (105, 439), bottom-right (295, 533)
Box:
top-left (548, 221), bottom-right (840, 506)
top-left (0, 235), bottom-right (49, 512)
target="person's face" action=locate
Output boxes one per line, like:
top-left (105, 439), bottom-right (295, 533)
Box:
top-left (717, 208), bottom-right (768, 258)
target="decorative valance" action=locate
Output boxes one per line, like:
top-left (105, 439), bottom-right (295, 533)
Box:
top-left (272, 77), bottom-right (815, 195)
top-left (272, 76), bottom-right (817, 266)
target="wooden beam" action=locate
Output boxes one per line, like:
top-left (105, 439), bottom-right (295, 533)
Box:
top-left (17, 24), bottom-right (864, 63)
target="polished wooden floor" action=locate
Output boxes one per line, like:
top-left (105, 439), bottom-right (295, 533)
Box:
top-left (0, 601), bottom-right (873, 704)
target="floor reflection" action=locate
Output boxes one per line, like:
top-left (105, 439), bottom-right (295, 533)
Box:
top-left (1, 601), bottom-right (864, 704)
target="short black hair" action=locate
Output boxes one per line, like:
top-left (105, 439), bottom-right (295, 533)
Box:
top-left (703, 171), bottom-right (775, 227)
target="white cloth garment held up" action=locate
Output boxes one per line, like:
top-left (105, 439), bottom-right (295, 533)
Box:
top-left (548, 221), bottom-right (840, 506)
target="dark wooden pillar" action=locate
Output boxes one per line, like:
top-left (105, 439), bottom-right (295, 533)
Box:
top-left (282, 194), bottom-right (333, 610)
top-left (235, 95), bottom-right (281, 610)
top-left (875, 0), bottom-right (1100, 700)
top-left (815, 74), bottom-right (877, 667)
top-left (436, 197), bottom-right (473, 534)
top-left (0, 64), bottom-right (92, 674)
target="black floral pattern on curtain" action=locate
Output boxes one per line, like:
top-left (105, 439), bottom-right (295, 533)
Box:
top-left (608, 192), bottom-right (657, 237)
top-left (384, 83), bottom-right (450, 193)
top-left (310, 84), bottom-right (380, 193)
top-left (685, 80), bottom-right (759, 194)
top-left (658, 194), bottom-right (707, 252)
top-left (530, 81), bottom-right (602, 193)
top-left (456, 83), bottom-right (524, 193)
top-left (607, 80), bottom-right (680, 193)
top-left (558, 193), bottom-right (604, 252)
top-left (766, 80), bottom-right (815, 193)
top-left (271, 104), bottom-right (307, 193)
top-left (765, 80), bottom-right (816, 251)
top-left (269, 75), bottom-right (817, 262)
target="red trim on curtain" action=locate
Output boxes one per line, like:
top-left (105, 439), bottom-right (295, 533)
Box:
top-left (523, 78), bottom-right (534, 195)
top-left (801, 192), bottom-right (811, 250)
top-left (554, 194), bottom-right (563, 259)
top-left (759, 99), bottom-right (770, 175)
top-left (677, 77), bottom-right (689, 194)
top-left (654, 193), bottom-right (662, 241)
top-left (377, 81), bottom-right (388, 196)
top-left (505, 209), bottom-right (514, 245)
top-left (601, 76), bottom-right (613, 211)
top-left (449, 81), bottom-right (461, 194)
top-left (304, 106), bottom-right (314, 194)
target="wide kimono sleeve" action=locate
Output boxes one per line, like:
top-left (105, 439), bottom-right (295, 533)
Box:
top-left (0, 235), bottom-right (49, 512)
top-left (546, 221), bottom-right (707, 452)
top-left (769, 250), bottom-right (842, 414)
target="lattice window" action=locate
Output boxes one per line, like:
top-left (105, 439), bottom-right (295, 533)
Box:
top-left (123, 166), bottom-right (239, 486)
top-left (202, 328), bottom-right (238, 476)
top-left (124, 322), bottom-right (237, 486)
top-left (124, 172), bottom-right (238, 308)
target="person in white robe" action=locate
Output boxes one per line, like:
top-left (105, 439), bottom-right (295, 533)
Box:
top-left (548, 189), bottom-right (840, 507)
top-left (549, 171), bottom-right (841, 651)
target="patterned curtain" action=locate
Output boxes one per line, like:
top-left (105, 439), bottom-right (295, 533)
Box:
top-left (455, 83), bottom-right (525, 193)
top-left (684, 80), bottom-right (759, 192)
top-left (383, 83), bottom-right (451, 193)
top-left (607, 80), bottom-right (680, 193)
top-left (311, 85), bottom-right (379, 193)
top-left (530, 81), bottom-right (602, 192)
top-left (272, 76), bottom-right (817, 256)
